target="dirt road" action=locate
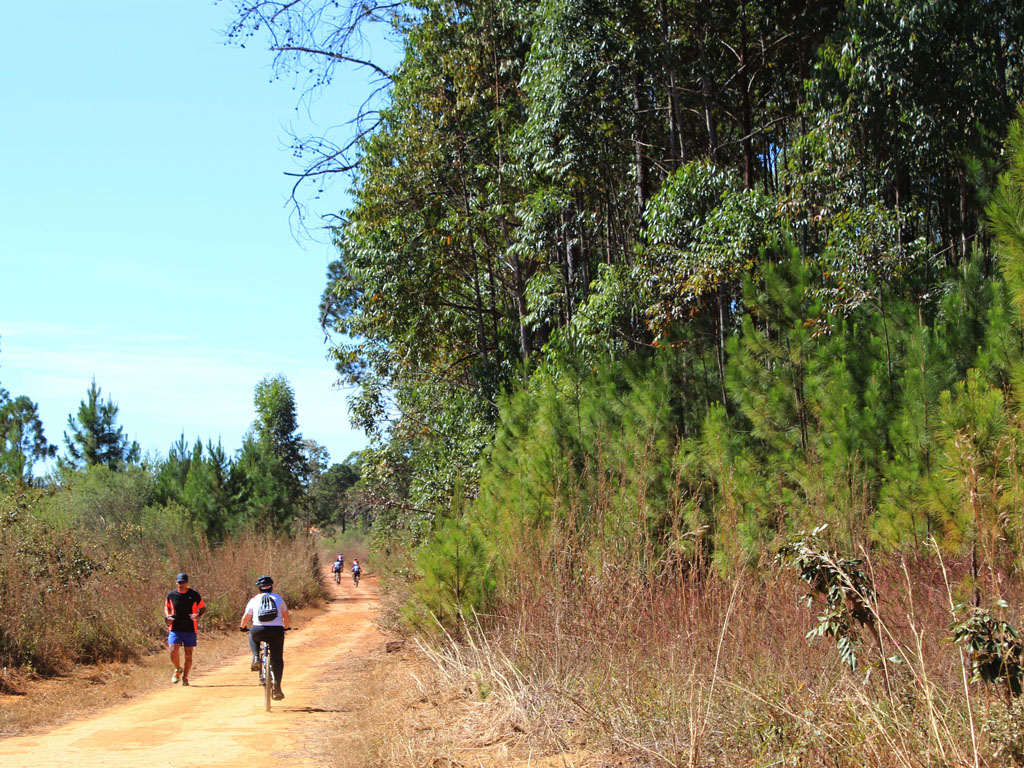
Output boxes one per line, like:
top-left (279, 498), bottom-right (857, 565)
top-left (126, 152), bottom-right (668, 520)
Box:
top-left (0, 571), bottom-right (384, 768)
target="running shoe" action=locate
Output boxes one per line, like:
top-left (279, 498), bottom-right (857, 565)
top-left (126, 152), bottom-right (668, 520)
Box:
top-left (171, 669), bottom-right (182, 684)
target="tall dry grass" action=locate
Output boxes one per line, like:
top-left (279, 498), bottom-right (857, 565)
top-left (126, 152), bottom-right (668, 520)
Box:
top-left (411, 541), bottom-right (1024, 767)
top-left (0, 521), bottom-right (324, 684)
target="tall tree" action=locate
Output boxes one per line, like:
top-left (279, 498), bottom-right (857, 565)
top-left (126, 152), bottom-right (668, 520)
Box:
top-left (0, 337), bottom-right (56, 484)
top-left (62, 379), bottom-right (139, 471)
top-left (253, 374), bottom-right (305, 484)
top-left (0, 395), bottom-right (56, 484)
top-left (309, 453), bottom-right (362, 530)
top-left (231, 375), bottom-right (307, 529)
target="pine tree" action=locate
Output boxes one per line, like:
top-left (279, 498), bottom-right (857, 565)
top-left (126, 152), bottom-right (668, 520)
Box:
top-left (411, 486), bottom-right (494, 631)
top-left (927, 369), bottom-right (1014, 601)
top-left (183, 439), bottom-right (231, 541)
top-left (62, 379), bottom-right (139, 471)
top-left (154, 434), bottom-right (191, 505)
top-left (875, 320), bottom-right (940, 548)
top-left (988, 108), bottom-right (1024, 405)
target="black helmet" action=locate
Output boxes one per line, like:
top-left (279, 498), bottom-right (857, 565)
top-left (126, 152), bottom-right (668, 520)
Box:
top-left (256, 575), bottom-right (274, 590)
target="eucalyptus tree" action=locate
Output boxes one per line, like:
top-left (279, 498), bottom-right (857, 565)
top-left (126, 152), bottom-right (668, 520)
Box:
top-left (0, 339), bottom-right (56, 484)
top-left (0, 395), bottom-right (56, 484)
top-left (225, 0), bottom-right (1024, 560)
top-left (309, 455), bottom-right (361, 530)
top-left (806, 0), bottom-right (1024, 266)
top-left (319, 0), bottom-right (537, 513)
top-left (233, 374), bottom-right (308, 527)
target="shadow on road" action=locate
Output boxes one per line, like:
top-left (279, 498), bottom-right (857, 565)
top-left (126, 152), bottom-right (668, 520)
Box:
top-left (184, 683), bottom-right (254, 689)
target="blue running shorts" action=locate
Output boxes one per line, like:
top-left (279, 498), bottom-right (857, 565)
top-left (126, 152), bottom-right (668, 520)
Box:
top-left (168, 631), bottom-right (197, 647)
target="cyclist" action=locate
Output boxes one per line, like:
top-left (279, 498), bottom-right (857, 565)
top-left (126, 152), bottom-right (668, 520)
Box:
top-left (338, 553), bottom-right (344, 572)
top-left (332, 556), bottom-right (342, 583)
top-left (351, 558), bottom-right (361, 586)
top-left (165, 572), bottom-right (206, 686)
top-left (239, 575), bottom-right (290, 700)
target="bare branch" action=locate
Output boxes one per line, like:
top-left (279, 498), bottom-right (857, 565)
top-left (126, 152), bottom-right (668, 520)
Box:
top-left (218, 0), bottom-right (404, 230)
top-left (269, 44), bottom-right (394, 81)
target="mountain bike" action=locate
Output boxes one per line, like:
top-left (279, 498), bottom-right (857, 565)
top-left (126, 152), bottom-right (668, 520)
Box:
top-left (352, 568), bottom-right (360, 587)
top-left (241, 627), bottom-right (291, 711)
top-left (333, 568), bottom-right (341, 584)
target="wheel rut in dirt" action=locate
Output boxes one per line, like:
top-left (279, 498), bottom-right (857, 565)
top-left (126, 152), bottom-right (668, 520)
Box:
top-left (0, 571), bottom-right (384, 768)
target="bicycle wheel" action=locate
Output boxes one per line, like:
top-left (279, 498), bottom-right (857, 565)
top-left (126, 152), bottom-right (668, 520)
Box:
top-left (263, 645), bottom-right (273, 711)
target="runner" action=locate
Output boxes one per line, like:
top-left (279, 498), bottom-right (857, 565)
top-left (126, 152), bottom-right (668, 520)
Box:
top-left (164, 573), bottom-right (206, 686)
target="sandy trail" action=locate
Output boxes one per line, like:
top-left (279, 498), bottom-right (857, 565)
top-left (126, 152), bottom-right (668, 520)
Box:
top-left (0, 571), bottom-right (383, 768)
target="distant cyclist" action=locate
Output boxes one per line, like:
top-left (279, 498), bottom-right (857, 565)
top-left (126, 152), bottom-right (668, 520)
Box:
top-left (239, 575), bottom-right (290, 700)
top-left (338, 554), bottom-right (344, 572)
top-left (351, 558), bottom-right (361, 586)
top-left (332, 556), bottom-right (342, 583)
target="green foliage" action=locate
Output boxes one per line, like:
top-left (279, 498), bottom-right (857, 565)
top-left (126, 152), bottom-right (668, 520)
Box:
top-left (643, 162), bottom-right (777, 331)
top-left (951, 601), bottom-right (1024, 698)
top-left (309, 455), bottom-right (361, 529)
top-left (0, 472), bottom-right (325, 675)
top-left (230, 436), bottom-right (294, 530)
top-left (472, 352), bottom-right (694, 596)
top-left (991, 109), bottom-right (1024, 310)
top-left (252, 374), bottom-right (305, 491)
top-left (182, 439), bottom-right (232, 541)
top-left (0, 394), bottom-right (56, 484)
top-left (254, 375), bottom-right (302, 453)
top-left (874, 320), bottom-right (939, 549)
top-left (928, 368), bottom-right (1015, 570)
top-left (62, 378), bottom-right (139, 471)
top-left (409, 488), bottom-right (494, 632)
top-left (231, 0), bottom-right (1024, 616)
top-left (777, 526), bottom-right (876, 671)
top-left (227, 375), bottom-right (309, 530)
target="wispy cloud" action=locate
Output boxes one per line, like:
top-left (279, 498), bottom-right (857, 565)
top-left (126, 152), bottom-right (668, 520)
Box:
top-left (0, 320), bottom-right (364, 463)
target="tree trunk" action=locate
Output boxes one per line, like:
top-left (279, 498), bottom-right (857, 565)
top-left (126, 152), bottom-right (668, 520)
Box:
top-left (697, 31), bottom-right (719, 160)
top-left (660, 0), bottom-right (686, 164)
top-left (716, 288), bottom-right (730, 413)
top-left (739, 2), bottom-right (753, 189)
top-left (632, 68), bottom-right (648, 214)
top-left (510, 249), bottom-right (531, 362)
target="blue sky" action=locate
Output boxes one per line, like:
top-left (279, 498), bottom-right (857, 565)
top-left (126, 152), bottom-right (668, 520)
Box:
top-left (0, 2), bottom-right (385, 468)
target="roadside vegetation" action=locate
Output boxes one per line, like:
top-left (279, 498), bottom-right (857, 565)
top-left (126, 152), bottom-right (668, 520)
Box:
top-left (0, 370), bottom-right (366, 690)
top-left (0, 474), bottom-right (324, 690)
top-left (222, 1), bottom-right (1024, 765)
top-left (10, 1), bottom-right (1024, 765)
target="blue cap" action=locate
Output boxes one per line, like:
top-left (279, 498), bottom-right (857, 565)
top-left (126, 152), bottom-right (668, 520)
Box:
top-left (176, 573), bottom-right (189, 583)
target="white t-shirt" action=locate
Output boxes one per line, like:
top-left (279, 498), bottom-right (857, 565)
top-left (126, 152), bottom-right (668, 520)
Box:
top-left (245, 591), bottom-right (288, 627)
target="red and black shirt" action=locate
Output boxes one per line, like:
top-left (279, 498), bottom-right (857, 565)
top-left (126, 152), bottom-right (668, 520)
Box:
top-left (165, 588), bottom-right (205, 634)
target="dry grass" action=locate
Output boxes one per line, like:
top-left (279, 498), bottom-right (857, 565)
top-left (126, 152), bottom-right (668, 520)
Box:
top-left (381, 550), bottom-right (1024, 768)
top-left (308, 636), bottom-right (607, 768)
top-left (1, 527), bottom-right (324, 684)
